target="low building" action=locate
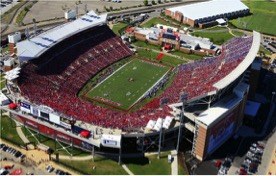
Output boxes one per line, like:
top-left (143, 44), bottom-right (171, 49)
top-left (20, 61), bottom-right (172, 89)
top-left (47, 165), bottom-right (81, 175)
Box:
top-left (165, 0), bottom-right (249, 28)
top-left (133, 25), bottom-right (217, 55)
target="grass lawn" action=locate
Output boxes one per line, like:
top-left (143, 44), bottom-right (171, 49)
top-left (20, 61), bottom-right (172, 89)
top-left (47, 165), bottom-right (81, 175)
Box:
top-left (170, 50), bottom-right (203, 60)
top-left (192, 30), bottom-right (244, 45)
top-left (59, 157), bottom-right (127, 175)
top-left (0, 115), bottom-right (25, 146)
top-left (0, 80), bottom-right (6, 90)
top-left (86, 59), bottom-right (170, 110)
top-left (112, 22), bottom-right (128, 35)
top-left (259, 45), bottom-right (272, 55)
top-left (123, 153), bottom-right (171, 175)
top-left (133, 41), bottom-right (202, 61)
top-left (22, 127), bottom-right (89, 156)
top-left (133, 40), bottom-right (161, 50)
top-left (141, 17), bottom-right (169, 28)
top-left (137, 49), bottom-right (186, 67)
top-left (178, 161), bottom-right (189, 175)
top-left (230, 0), bottom-right (276, 35)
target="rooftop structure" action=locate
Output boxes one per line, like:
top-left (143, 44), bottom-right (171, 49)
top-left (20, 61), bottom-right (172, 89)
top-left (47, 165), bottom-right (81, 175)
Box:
top-left (165, 0), bottom-right (249, 28)
top-left (17, 11), bottom-right (107, 61)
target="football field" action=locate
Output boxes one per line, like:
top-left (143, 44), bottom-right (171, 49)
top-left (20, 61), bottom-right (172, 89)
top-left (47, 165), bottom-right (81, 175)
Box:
top-left (85, 59), bottom-right (171, 110)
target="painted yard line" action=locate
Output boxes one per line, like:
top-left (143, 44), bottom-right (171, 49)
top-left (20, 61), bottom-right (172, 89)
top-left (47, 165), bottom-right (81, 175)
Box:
top-left (129, 68), bottom-right (170, 109)
top-left (89, 60), bottom-right (133, 91)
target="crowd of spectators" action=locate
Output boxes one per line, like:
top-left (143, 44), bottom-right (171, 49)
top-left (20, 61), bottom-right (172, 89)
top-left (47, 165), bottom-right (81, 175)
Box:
top-left (18, 28), bottom-right (254, 130)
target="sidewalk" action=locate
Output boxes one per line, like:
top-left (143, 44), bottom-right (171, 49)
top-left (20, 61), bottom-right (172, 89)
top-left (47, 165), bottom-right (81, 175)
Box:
top-left (15, 121), bottom-right (30, 144)
top-left (257, 131), bottom-right (276, 174)
top-left (171, 150), bottom-right (178, 175)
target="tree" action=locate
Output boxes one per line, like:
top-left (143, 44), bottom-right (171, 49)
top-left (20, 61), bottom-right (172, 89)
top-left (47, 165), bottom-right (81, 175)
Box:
top-left (109, 6), bottom-right (113, 11)
top-left (143, 0), bottom-right (148, 6)
top-left (152, 0), bottom-right (156, 5)
top-left (158, 0), bottom-right (162, 3)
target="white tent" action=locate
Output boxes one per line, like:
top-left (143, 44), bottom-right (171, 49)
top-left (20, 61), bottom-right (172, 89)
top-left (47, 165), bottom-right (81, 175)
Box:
top-left (153, 118), bottom-right (163, 131)
top-left (146, 120), bottom-right (156, 130)
top-left (0, 92), bottom-right (10, 105)
top-left (162, 116), bottom-right (173, 129)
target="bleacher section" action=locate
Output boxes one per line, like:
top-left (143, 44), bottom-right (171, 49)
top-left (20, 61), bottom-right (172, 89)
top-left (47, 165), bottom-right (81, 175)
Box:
top-left (18, 28), bottom-right (255, 130)
top-left (161, 36), bottom-right (253, 103)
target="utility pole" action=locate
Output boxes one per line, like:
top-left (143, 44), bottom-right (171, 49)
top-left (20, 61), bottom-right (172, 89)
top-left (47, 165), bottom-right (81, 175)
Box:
top-left (157, 118), bottom-right (163, 159)
top-left (92, 145), bottom-right (95, 162)
top-left (118, 136), bottom-right (122, 165)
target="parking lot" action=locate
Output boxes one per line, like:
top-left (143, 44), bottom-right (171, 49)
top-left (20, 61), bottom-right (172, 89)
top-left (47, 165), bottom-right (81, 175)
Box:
top-left (0, 141), bottom-right (76, 175)
top-left (261, 37), bottom-right (276, 54)
top-left (0, 0), bottom-right (19, 14)
top-left (0, 143), bottom-right (47, 175)
top-left (23, 0), bottom-right (145, 24)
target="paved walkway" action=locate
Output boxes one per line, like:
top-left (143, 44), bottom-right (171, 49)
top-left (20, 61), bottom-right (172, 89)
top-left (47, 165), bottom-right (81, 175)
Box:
top-left (122, 164), bottom-right (134, 175)
top-left (171, 150), bottom-right (178, 175)
top-left (266, 145), bottom-right (276, 175)
top-left (0, 139), bottom-right (80, 175)
top-left (257, 130), bottom-right (276, 174)
top-left (15, 121), bottom-right (30, 144)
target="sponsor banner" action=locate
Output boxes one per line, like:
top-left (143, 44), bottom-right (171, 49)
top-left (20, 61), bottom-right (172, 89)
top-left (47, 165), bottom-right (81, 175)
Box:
top-left (31, 106), bottom-right (39, 117)
top-left (20, 102), bottom-right (31, 113)
top-left (39, 124), bottom-right (55, 137)
top-left (100, 134), bottom-right (121, 148)
top-left (81, 141), bottom-right (93, 150)
top-left (207, 112), bottom-right (236, 153)
top-left (49, 113), bottom-right (60, 125)
top-left (56, 132), bottom-right (71, 142)
top-left (60, 121), bottom-right (71, 129)
top-left (72, 138), bottom-right (82, 146)
top-left (25, 119), bottom-right (38, 129)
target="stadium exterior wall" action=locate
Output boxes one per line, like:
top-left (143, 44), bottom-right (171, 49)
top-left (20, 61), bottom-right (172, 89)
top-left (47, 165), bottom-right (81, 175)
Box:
top-left (193, 85), bottom-right (249, 161)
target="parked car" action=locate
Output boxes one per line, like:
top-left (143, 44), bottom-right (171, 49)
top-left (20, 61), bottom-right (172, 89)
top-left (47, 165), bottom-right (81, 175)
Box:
top-left (2, 146), bottom-right (8, 152)
top-left (46, 165), bottom-right (54, 173)
top-left (0, 144), bottom-right (6, 150)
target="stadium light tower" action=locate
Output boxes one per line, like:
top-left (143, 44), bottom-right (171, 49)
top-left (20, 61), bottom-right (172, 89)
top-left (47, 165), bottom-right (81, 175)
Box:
top-left (157, 118), bottom-right (163, 159)
top-left (176, 93), bottom-right (188, 154)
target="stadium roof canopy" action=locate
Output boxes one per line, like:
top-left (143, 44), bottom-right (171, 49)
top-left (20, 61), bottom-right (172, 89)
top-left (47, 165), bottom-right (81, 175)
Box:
top-left (213, 31), bottom-right (261, 90)
top-left (196, 95), bottom-right (242, 126)
top-left (167, 0), bottom-right (249, 21)
top-left (17, 11), bottom-right (107, 61)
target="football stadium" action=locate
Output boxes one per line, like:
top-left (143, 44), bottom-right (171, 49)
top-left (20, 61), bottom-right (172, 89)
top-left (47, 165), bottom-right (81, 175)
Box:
top-left (2, 10), bottom-right (261, 161)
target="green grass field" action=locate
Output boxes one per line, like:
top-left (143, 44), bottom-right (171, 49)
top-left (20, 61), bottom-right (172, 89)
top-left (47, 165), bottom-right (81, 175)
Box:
top-left (192, 30), bottom-right (244, 45)
top-left (231, 0), bottom-right (276, 35)
top-left (86, 59), bottom-right (170, 110)
top-left (123, 153), bottom-right (171, 175)
top-left (0, 115), bottom-right (25, 146)
top-left (141, 17), bottom-right (169, 28)
top-left (22, 127), bottom-right (90, 156)
top-left (112, 22), bottom-right (128, 35)
top-left (136, 49), bottom-right (187, 66)
top-left (59, 157), bottom-right (127, 175)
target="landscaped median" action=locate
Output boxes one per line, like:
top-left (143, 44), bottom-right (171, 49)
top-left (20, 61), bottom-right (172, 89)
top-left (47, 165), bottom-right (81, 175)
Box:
top-left (16, 1), bottom-right (37, 25)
